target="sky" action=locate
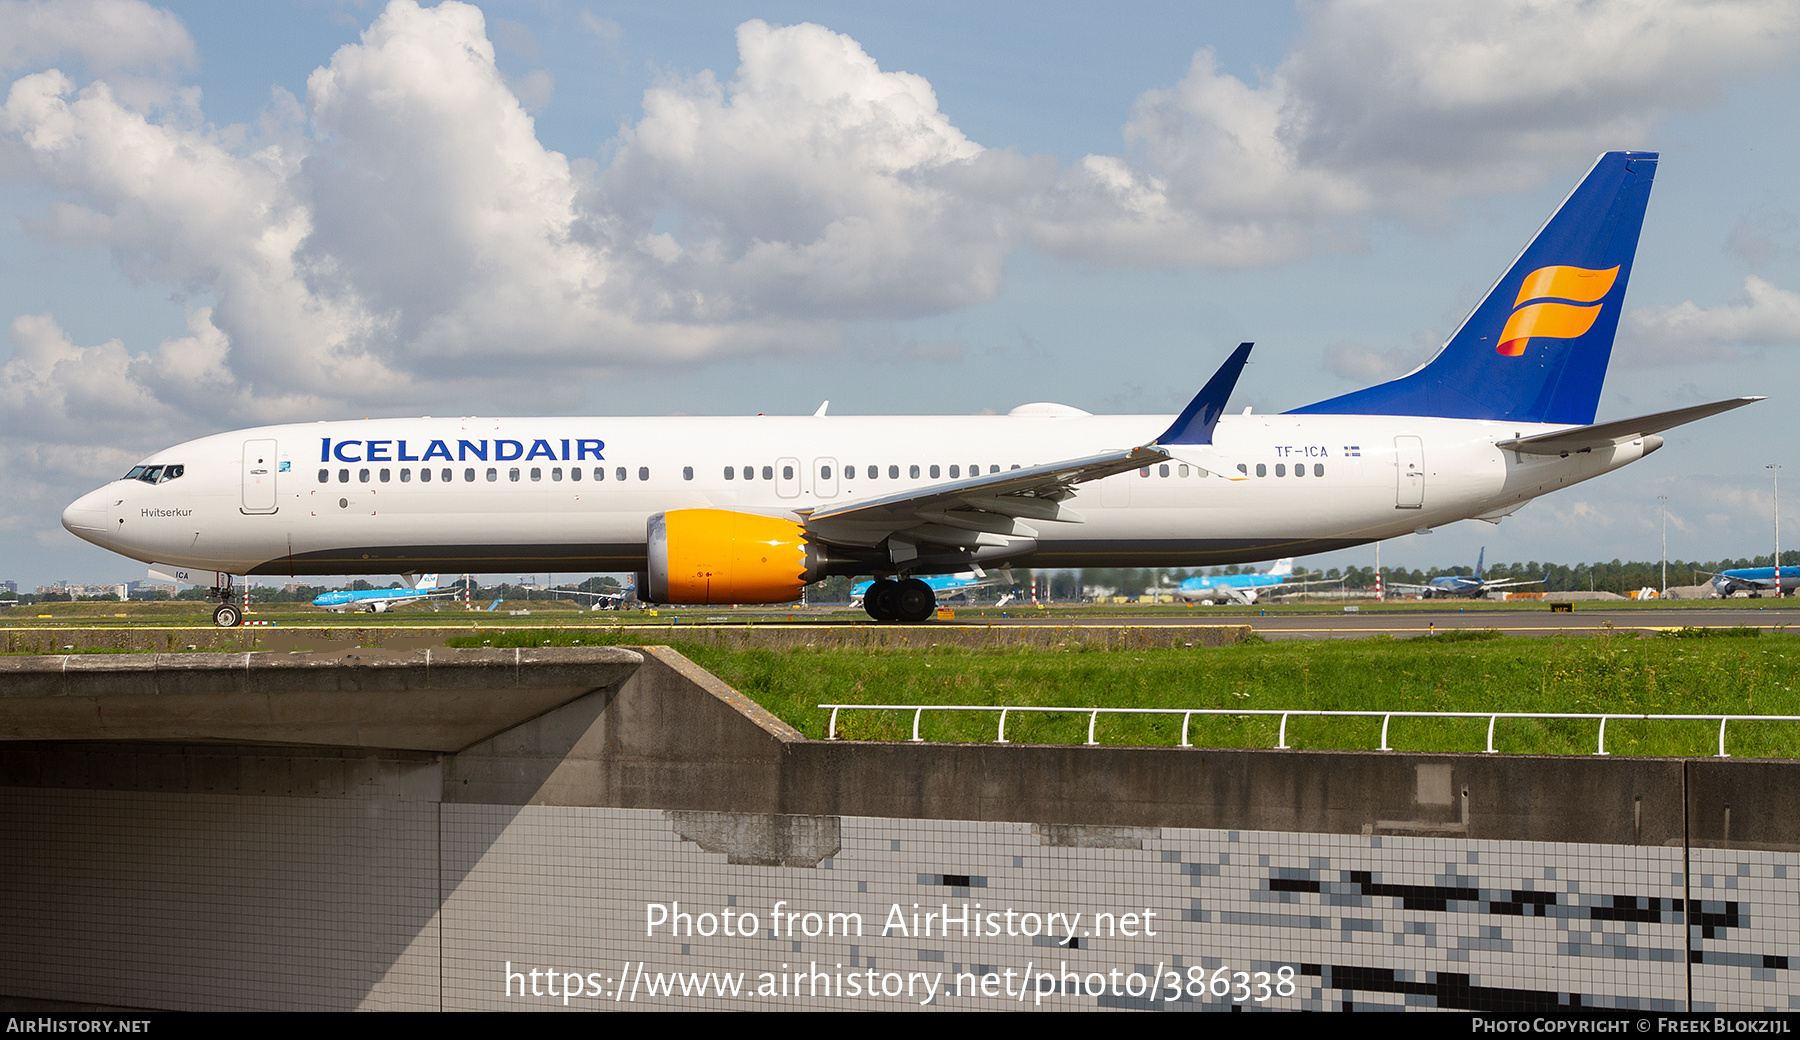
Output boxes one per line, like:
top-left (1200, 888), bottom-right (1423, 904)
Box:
top-left (3, 0), bottom-right (1799, 590)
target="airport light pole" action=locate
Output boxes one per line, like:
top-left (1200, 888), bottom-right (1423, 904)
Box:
top-left (1770, 464), bottom-right (1783, 598)
top-left (1658, 494), bottom-right (1668, 597)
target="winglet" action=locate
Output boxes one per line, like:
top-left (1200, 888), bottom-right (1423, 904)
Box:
top-left (1155, 342), bottom-right (1253, 446)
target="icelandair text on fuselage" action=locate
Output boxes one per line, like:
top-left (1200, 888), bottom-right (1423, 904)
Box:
top-left (319, 436), bottom-right (604, 464)
top-left (645, 900), bottom-right (1157, 940)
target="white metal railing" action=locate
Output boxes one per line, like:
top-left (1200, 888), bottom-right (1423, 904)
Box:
top-left (817, 704), bottom-right (1800, 757)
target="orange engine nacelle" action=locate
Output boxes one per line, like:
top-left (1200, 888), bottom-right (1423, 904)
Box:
top-left (646, 509), bottom-right (816, 604)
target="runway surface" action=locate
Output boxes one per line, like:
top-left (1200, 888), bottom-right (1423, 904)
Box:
top-left (967, 606), bottom-right (1800, 640)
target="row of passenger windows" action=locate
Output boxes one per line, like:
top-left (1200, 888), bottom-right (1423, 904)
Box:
top-left (320, 466), bottom-right (651, 484)
top-left (1238, 462), bottom-right (1326, 478)
top-left (1140, 464), bottom-right (1208, 478)
top-left (313, 460), bottom-right (1317, 487)
top-left (725, 463), bottom-right (1017, 481)
top-left (319, 462), bottom-right (1038, 485)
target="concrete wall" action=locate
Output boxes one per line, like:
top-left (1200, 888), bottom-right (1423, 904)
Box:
top-left (2, 645), bottom-right (1797, 1011)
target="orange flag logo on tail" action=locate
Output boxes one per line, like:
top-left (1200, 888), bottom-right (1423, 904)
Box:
top-left (1496, 265), bottom-right (1619, 356)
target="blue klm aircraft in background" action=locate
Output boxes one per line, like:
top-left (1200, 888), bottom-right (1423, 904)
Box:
top-left (1175, 559), bottom-right (1337, 605)
top-left (1709, 567), bottom-right (1797, 597)
top-left (313, 574), bottom-right (456, 612)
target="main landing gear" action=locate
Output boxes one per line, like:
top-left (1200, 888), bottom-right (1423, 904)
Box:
top-left (862, 578), bottom-right (937, 623)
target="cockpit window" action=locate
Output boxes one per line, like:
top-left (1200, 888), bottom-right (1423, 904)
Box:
top-left (124, 464), bottom-right (183, 484)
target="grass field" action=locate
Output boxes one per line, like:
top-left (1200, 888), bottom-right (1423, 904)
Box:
top-left (444, 627), bottom-right (1800, 758)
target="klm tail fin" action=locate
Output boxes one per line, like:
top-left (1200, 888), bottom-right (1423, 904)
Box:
top-left (1290, 151), bottom-right (1657, 425)
top-left (1474, 548), bottom-right (1485, 581)
top-left (1267, 558), bottom-right (1295, 577)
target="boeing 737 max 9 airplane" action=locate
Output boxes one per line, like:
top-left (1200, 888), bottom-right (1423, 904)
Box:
top-left (62, 152), bottom-right (1759, 626)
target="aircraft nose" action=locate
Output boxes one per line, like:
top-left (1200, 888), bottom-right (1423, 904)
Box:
top-left (61, 487), bottom-right (116, 548)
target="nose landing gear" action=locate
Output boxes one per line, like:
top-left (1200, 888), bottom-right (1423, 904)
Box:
top-left (210, 572), bottom-right (242, 627)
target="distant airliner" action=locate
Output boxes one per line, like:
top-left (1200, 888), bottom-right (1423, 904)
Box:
top-left (1174, 559), bottom-right (1336, 605)
top-left (1385, 548), bottom-right (1545, 599)
top-left (312, 574), bottom-right (455, 614)
top-left (64, 152), bottom-right (1758, 626)
top-left (1708, 567), bottom-right (1796, 598)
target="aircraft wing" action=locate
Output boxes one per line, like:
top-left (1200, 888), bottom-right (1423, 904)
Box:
top-left (1495, 398), bottom-right (1762, 456)
top-left (1478, 577), bottom-right (1544, 591)
top-left (804, 445), bottom-right (1166, 549)
top-left (803, 343), bottom-right (1251, 556)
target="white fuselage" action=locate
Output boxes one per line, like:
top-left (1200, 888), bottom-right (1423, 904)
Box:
top-left (61, 411), bottom-right (1655, 578)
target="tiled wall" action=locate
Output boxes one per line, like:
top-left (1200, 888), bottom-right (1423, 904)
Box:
top-left (8, 786), bottom-right (1789, 1011)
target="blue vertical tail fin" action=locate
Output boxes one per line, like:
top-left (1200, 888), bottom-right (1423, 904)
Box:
top-left (1290, 151), bottom-right (1657, 425)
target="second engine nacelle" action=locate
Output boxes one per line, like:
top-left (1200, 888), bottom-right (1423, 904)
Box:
top-left (646, 509), bottom-right (819, 604)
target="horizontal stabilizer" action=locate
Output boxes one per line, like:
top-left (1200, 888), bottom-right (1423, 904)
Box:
top-left (1495, 397), bottom-right (1762, 455)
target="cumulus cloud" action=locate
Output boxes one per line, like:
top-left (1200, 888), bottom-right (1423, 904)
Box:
top-left (606, 19), bottom-right (1035, 319)
top-left (0, 0), bottom-right (193, 76)
top-left (1033, 0), bottom-right (1800, 264)
top-left (1623, 276), bottom-right (1800, 361)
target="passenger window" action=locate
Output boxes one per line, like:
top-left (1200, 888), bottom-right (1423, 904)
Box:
top-left (616, 467), bottom-right (626, 481)
top-left (1197, 468), bottom-right (1210, 478)
top-left (782, 465), bottom-right (793, 480)
top-left (762, 466), bottom-right (773, 480)
top-left (379, 468), bottom-right (391, 482)
top-left (889, 465), bottom-right (899, 479)
top-left (1314, 463), bottom-right (1324, 477)
top-left (509, 468), bottom-right (520, 482)
top-left (1178, 465), bottom-right (1189, 477)
top-left (868, 466), bottom-right (878, 479)
top-left (487, 468), bottom-right (498, 482)
top-left (552, 467), bottom-right (563, 481)
top-left (359, 468), bottom-right (370, 483)
top-left (1159, 464), bottom-right (1169, 478)
top-left (683, 466), bottom-right (694, 481)
top-left (930, 465), bottom-right (940, 478)
top-left (421, 468), bottom-right (432, 483)
top-left (1275, 464), bottom-right (1285, 477)
top-left (570, 467), bottom-right (581, 482)
top-left (530, 468), bottom-right (542, 482)
top-left (909, 465), bottom-right (920, 479)
top-left (990, 465), bottom-right (1000, 474)
top-left (639, 467), bottom-right (649, 481)
top-left (1256, 464), bottom-right (1267, 477)
top-left (442, 468), bottom-right (453, 482)
top-left (1010, 464), bottom-right (1020, 470)
top-left (1294, 465), bottom-right (1304, 478)
top-left (1236, 464), bottom-right (1247, 475)
top-left (743, 465), bottom-right (754, 481)
top-left (1140, 468), bottom-right (1150, 478)
top-left (318, 469), bottom-right (329, 483)
top-left (724, 466), bottom-right (735, 480)
top-left (949, 465), bottom-right (960, 478)
top-left (594, 467), bottom-right (605, 481)
top-left (400, 469), bottom-right (410, 483)
top-left (465, 468), bottom-right (476, 482)
top-left (842, 464), bottom-right (853, 479)
top-left (820, 465), bottom-right (831, 480)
